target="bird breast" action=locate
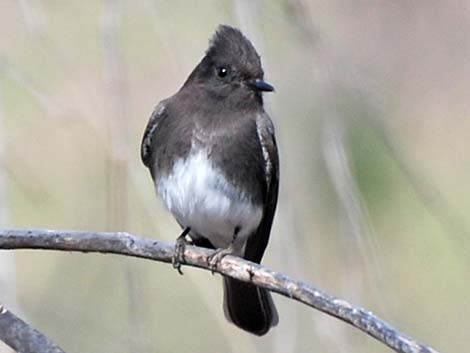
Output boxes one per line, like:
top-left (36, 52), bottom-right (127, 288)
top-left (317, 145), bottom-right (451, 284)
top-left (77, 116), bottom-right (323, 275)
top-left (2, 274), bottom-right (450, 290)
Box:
top-left (156, 148), bottom-right (263, 252)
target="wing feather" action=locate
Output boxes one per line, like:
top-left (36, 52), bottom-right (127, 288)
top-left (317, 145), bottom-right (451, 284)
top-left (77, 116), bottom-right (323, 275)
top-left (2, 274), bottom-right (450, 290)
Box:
top-left (244, 114), bottom-right (279, 263)
top-left (141, 102), bottom-right (166, 168)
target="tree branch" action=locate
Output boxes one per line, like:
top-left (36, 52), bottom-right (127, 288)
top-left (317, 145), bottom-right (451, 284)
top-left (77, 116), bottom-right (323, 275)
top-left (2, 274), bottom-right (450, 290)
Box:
top-left (0, 303), bottom-right (66, 353)
top-left (0, 229), bottom-right (439, 353)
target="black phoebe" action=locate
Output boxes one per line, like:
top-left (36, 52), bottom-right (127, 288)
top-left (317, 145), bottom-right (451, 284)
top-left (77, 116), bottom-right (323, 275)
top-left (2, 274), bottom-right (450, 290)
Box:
top-left (141, 25), bottom-right (279, 336)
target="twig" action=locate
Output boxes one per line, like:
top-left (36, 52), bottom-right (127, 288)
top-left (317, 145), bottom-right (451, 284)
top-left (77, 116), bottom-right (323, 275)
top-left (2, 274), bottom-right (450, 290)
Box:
top-left (0, 229), bottom-right (439, 353)
top-left (0, 303), bottom-right (65, 353)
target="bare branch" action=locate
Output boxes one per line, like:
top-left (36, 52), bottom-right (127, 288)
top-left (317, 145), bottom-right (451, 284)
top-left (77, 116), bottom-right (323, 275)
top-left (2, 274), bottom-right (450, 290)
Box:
top-left (0, 303), bottom-right (65, 353)
top-left (0, 229), bottom-right (438, 353)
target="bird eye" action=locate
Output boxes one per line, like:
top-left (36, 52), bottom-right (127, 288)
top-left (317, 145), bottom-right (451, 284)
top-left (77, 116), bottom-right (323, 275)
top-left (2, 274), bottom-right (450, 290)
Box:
top-left (217, 67), bottom-right (228, 78)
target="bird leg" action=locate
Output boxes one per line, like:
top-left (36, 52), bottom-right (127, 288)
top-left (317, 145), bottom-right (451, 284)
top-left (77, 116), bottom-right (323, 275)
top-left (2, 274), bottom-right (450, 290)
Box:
top-left (207, 227), bottom-right (240, 273)
top-left (173, 227), bottom-right (191, 275)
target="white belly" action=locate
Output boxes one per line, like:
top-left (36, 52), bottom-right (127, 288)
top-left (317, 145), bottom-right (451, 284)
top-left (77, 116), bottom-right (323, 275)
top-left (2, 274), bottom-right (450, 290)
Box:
top-left (156, 149), bottom-right (263, 253)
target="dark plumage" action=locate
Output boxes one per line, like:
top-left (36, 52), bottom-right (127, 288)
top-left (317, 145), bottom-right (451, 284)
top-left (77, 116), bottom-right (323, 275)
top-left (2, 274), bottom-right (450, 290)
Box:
top-left (141, 25), bottom-right (279, 336)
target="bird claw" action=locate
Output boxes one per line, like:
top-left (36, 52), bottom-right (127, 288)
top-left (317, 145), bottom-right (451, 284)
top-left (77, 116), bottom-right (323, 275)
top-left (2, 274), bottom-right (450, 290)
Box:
top-left (207, 248), bottom-right (232, 274)
top-left (173, 227), bottom-right (191, 275)
top-left (172, 239), bottom-right (186, 275)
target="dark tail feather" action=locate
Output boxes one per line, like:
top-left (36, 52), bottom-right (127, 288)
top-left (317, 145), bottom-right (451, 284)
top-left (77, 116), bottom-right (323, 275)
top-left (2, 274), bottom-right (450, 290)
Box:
top-left (223, 277), bottom-right (278, 336)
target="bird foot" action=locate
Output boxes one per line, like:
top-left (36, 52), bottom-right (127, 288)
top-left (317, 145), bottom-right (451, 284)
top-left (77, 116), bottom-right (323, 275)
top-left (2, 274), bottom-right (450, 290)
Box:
top-left (173, 227), bottom-right (191, 275)
top-left (207, 247), bottom-right (233, 274)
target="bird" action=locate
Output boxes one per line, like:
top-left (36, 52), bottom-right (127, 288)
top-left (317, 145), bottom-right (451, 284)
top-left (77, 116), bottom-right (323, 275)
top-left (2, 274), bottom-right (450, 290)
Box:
top-left (141, 24), bottom-right (279, 336)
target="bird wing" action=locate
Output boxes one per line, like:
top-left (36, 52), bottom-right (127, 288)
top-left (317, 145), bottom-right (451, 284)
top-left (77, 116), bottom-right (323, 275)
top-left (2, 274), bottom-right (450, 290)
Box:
top-left (244, 113), bottom-right (279, 264)
top-left (141, 101), bottom-right (166, 168)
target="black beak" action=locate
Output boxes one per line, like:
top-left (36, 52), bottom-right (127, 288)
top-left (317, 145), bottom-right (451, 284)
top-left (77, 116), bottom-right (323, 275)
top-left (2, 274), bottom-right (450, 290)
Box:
top-left (249, 79), bottom-right (275, 92)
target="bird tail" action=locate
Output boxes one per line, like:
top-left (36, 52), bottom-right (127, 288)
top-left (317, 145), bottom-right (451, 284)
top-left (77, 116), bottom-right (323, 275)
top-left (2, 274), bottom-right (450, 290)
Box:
top-left (223, 276), bottom-right (278, 336)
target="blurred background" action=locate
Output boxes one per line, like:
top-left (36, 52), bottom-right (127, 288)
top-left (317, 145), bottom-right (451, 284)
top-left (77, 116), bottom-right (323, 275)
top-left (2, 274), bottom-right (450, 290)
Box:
top-left (1, 1), bottom-right (469, 352)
